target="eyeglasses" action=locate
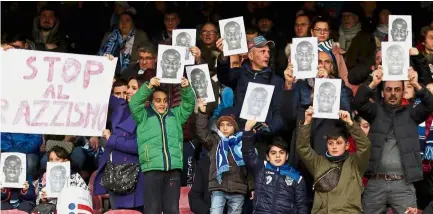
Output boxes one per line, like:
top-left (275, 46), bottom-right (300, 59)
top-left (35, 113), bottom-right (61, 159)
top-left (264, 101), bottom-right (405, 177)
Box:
top-left (313, 28), bottom-right (330, 34)
top-left (201, 30), bottom-right (217, 35)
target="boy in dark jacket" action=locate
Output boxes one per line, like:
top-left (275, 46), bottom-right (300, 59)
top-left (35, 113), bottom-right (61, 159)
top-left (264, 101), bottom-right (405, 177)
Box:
top-left (1, 176), bottom-right (36, 213)
top-left (196, 99), bottom-right (253, 214)
top-left (242, 120), bottom-right (309, 214)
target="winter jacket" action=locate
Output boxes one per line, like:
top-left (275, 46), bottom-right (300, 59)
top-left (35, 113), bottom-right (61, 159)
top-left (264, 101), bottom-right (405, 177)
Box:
top-left (217, 57), bottom-right (284, 134)
top-left (1, 175), bottom-right (36, 203)
top-left (242, 131), bottom-right (309, 214)
top-left (100, 29), bottom-right (150, 72)
top-left (32, 16), bottom-right (68, 52)
top-left (296, 122), bottom-right (371, 214)
top-left (129, 83), bottom-right (195, 172)
top-left (188, 154), bottom-right (211, 214)
top-left (353, 84), bottom-right (433, 183)
top-left (1, 133), bottom-right (43, 155)
top-left (93, 95), bottom-right (144, 208)
top-left (195, 112), bottom-right (253, 194)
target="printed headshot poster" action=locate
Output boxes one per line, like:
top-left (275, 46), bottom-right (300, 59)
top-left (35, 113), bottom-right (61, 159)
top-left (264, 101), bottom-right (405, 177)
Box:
top-left (156, 44), bottom-right (187, 84)
top-left (173, 29), bottom-right (197, 65)
top-left (0, 152), bottom-right (26, 188)
top-left (186, 64), bottom-right (216, 103)
top-left (381, 41), bottom-right (410, 81)
top-left (240, 82), bottom-right (275, 122)
top-left (46, 161), bottom-right (71, 198)
top-left (219, 16), bottom-right (249, 56)
top-left (313, 78), bottom-right (342, 119)
top-left (291, 37), bottom-right (319, 79)
top-left (388, 15), bottom-right (412, 46)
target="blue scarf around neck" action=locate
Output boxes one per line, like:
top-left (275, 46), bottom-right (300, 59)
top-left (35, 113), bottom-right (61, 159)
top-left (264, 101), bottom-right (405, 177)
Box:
top-left (264, 161), bottom-right (301, 182)
top-left (216, 130), bottom-right (244, 184)
top-left (98, 28), bottom-right (136, 71)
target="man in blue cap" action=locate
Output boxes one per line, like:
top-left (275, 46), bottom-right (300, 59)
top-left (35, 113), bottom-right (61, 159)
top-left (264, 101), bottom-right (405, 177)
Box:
top-left (216, 35), bottom-right (284, 139)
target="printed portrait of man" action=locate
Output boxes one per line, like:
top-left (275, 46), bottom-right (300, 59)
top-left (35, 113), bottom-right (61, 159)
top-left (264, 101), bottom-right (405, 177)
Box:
top-left (386, 44), bottom-right (406, 75)
top-left (295, 41), bottom-right (314, 71)
top-left (3, 155), bottom-right (22, 183)
top-left (391, 18), bottom-right (409, 42)
top-left (49, 165), bottom-right (67, 193)
top-left (161, 49), bottom-right (182, 79)
top-left (176, 32), bottom-right (192, 60)
top-left (224, 21), bottom-right (242, 50)
top-left (317, 81), bottom-right (337, 113)
top-left (247, 87), bottom-right (268, 117)
top-left (190, 68), bottom-right (208, 98)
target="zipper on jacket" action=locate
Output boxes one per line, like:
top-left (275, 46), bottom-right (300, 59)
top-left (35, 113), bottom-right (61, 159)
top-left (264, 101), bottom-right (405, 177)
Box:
top-left (312, 167), bottom-right (341, 191)
top-left (158, 113), bottom-right (170, 171)
top-left (254, 72), bottom-right (257, 79)
top-left (271, 174), bottom-right (279, 213)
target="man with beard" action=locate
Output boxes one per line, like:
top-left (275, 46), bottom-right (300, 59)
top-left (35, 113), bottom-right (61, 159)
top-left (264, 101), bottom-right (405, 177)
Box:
top-left (391, 18), bottom-right (409, 42)
top-left (32, 5), bottom-right (68, 52)
top-left (176, 32), bottom-right (192, 60)
top-left (190, 68), bottom-right (208, 98)
top-left (3, 155), bottom-right (22, 183)
top-left (316, 81), bottom-right (337, 113)
top-left (386, 44), bottom-right (406, 75)
top-left (355, 67), bottom-right (433, 214)
top-left (295, 41), bottom-right (314, 72)
top-left (49, 165), bottom-right (67, 193)
top-left (246, 87), bottom-right (268, 118)
top-left (161, 49), bottom-right (182, 79)
top-left (224, 21), bottom-right (242, 50)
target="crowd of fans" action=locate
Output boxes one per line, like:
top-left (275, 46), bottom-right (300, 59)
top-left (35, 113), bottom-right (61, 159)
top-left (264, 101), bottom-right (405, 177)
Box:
top-left (1, 1), bottom-right (433, 214)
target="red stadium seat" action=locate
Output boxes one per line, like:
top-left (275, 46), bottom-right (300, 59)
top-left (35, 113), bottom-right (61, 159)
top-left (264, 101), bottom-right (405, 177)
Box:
top-left (179, 186), bottom-right (192, 214)
top-left (89, 171), bottom-right (107, 214)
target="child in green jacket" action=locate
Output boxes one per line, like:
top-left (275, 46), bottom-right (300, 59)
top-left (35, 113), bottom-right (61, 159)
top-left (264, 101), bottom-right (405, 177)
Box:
top-left (129, 76), bottom-right (195, 214)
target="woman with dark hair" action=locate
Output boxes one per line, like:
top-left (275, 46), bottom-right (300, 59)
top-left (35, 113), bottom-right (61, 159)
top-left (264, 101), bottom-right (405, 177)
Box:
top-left (34, 146), bottom-right (87, 206)
top-left (99, 11), bottom-right (150, 74)
top-left (93, 75), bottom-right (145, 212)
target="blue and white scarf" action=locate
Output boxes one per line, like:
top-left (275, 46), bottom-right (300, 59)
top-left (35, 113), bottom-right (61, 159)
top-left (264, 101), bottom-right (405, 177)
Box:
top-left (318, 39), bottom-right (337, 64)
top-left (98, 28), bottom-right (136, 71)
top-left (265, 161), bottom-right (301, 181)
top-left (216, 130), bottom-right (244, 184)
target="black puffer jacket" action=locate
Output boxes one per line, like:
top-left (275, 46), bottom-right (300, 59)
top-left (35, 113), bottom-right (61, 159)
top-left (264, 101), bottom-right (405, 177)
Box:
top-left (353, 84), bottom-right (433, 183)
top-left (242, 131), bottom-right (309, 214)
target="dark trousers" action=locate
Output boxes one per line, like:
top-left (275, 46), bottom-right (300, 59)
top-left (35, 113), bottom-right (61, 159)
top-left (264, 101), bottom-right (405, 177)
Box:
top-left (143, 170), bottom-right (181, 214)
top-left (1, 201), bottom-right (35, 213)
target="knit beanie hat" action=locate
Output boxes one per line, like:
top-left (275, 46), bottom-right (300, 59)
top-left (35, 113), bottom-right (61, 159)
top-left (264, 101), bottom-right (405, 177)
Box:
top-left (216, 108), bottom-right (239, 133)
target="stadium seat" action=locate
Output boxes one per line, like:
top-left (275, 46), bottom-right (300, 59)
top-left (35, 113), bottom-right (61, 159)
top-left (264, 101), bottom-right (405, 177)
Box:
top-left (1, 210), bottom-right (29, 214)
top-left (104, 210), bottom-right (142, 214)
top-left (179, 186), bottom-right (192, 214)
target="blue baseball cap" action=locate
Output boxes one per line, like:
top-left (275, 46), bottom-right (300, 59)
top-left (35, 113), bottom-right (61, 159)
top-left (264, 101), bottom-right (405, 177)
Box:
top-left (247, 36), bottom-right (275, 51)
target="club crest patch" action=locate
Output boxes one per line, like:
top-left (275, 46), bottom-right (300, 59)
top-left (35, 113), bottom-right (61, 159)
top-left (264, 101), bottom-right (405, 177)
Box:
top-left (285, 176), bottom-right (294, 186)
top-left (266, 175), bottom-right (272, 185)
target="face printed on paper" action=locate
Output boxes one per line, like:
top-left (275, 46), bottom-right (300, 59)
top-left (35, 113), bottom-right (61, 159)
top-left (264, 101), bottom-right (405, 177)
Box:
top-left (391, 18), bottom-right (409, 42)
top-left (3, 155), bottom-right (22, 183)
top-left (161, 49), bottom-right (182, 78)
top-left (49, 165), bottom-right (67, 193)
top-left (247, 87), bottom-right (268, 117)
top-left (224, 21), bottom-right (242, 50)
top-left (317, 82), bottom-right (337, 113)
top-left (386, 44), bottom-right (405, 75)
top-left (295, 41), bottom-right (314, 71)
top-left (190, 68), bottom-right (208, 98)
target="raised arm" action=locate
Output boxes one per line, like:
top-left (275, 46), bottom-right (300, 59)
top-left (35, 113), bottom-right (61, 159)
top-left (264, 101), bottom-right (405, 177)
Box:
top-left (129, 79), bottom-right (156, 124)
top-left (340, 111), bottom-right (371, 174)
top-left (172, 78), bottom-right (196, 124)
top-left (296, 107), bottom-right (323, 175)
top-left (353, 68), bottom-right (382, 123)
top-left (409, 69), bottom-right (433, 124)
top-left (241, 130), bottom-right (262, 177)
top-left (216, 38), bottom-right (241, 89)
top-left (196, 106), bottom-right (219, 151)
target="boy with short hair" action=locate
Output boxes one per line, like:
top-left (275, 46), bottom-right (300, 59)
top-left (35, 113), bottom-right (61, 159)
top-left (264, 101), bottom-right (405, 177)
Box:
top-left (129, 76), bottom-right (195, 214)
top-left (296, 107), bottom-right (371, 214)
top-left (241, 120), bottom-right (309, 214)
top-left (195, 99), bottom-right (253, 214)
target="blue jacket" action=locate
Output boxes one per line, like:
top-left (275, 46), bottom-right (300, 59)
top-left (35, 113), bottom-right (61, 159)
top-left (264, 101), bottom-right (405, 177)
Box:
top-left (241, 131), bottom-right (309, 214)
top-left (1, 133), bottom-right (43, 155)
top-left (217, 58), bottom-right (284, 134)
